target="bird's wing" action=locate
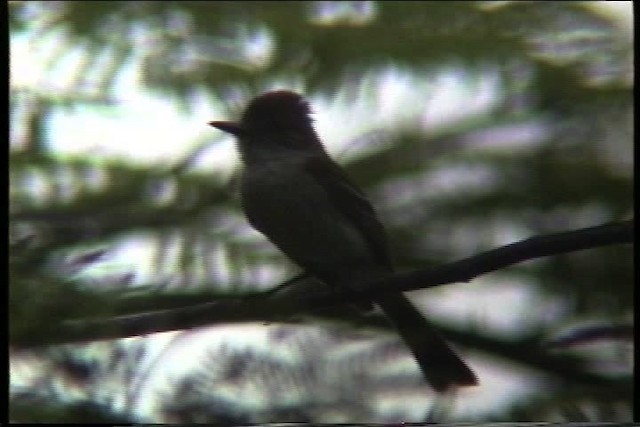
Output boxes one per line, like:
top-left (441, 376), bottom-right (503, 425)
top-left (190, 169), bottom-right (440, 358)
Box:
top-left (305, 156), bottom-right (393, 269)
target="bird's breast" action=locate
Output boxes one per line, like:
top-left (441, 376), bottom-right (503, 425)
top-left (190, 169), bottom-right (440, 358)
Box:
top-left (239, 162), bottom-right (376, 276)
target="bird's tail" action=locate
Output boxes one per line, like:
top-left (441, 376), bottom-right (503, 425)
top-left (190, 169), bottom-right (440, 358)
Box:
top-left (376, 293), bottom-right (477, 392)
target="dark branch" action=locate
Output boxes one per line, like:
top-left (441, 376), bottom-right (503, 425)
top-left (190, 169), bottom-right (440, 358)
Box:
top-left (14, 220), bottom-right (632, 347)
top-left (382, 219), bottom-right (633, 294)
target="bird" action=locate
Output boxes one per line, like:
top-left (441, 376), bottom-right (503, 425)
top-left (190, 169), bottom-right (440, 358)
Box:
top-left (208, 90), bottom-right (477, 391)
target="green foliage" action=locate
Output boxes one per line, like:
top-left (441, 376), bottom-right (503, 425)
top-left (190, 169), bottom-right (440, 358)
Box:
top-left (9, 1), bottom-right (632, 423)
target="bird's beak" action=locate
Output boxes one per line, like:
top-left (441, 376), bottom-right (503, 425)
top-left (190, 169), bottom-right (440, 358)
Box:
top-left (208, 120), bottom-right (243, 137)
